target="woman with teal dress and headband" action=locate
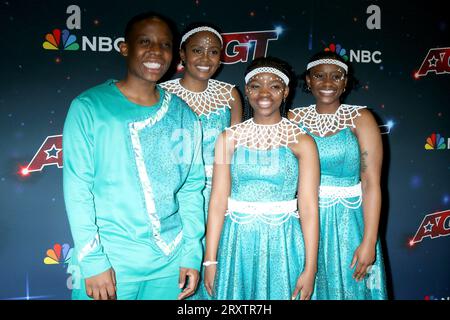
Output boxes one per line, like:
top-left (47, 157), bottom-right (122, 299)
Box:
top-left (289, 51), bottom-right (388, 300)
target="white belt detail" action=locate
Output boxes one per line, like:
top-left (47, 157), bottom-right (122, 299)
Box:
top-left (225, 198), bottom-right (299, 225)
top-left (319, 182), bottom-right (362, 209)
top-left (205, 165), bottom-right (213, 188)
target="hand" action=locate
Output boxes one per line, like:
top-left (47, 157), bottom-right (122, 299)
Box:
top-left (85, 268), bottom-right (117, 300)
top-left (350, 241), bottom-right (376, 282)
top-left (203, 264), bottom-right (217, 297)
top-left (178, 267), bottom-right (199, 300)
top-left (292, 270), bottom-right (316, 300)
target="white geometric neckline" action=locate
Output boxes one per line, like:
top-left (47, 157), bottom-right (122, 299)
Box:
top-left (289, 104), bottom-right (366, 137)
top-left (227, 117), bottom-right (305, 150)
top-left (159, 78), bottom-right (235, 118)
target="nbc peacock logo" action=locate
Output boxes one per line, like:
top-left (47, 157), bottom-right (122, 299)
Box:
top-left (42, 29), bottom-right (79, 51)
top-left (43, 243), bottom-right (73, 265)
top-left (325, 43), bottom-right (349, 62)
top-left (425, 133), bottom-right (447, 150)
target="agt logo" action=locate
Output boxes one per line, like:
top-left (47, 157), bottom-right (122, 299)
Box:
top-left (415, 47), bottom-right (450, 78)
top-left (409, 209), bottom-right (450, 246)
top-left (425, 133), bottom-right (449, 150)
top-left (20, 135), bottom-right (62, 176)
top-left (44, 5), bottom-right (280, 59)
top-left (424, 295), bottom-right (450, 300)
top-left (324, 43), bottom-right (382, 64)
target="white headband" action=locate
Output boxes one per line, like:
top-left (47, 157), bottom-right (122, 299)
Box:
top-left (307, 59), bottom-right (348, 73)
top-left (245, 67), bottom-right (290, 85)
top-left (180, 26), bottom-right (223, 49)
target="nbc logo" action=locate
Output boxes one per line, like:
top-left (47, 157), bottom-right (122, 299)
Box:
top-left (324, 42), bottom-right (382, 64)
top-left (325, 43), bottom-right (349, 61)
top-left (43, 29), bottom-right (79, 51)
top-left (425, 133), bottom-right (449, 150)
top-left (43, 243), bottom-right (73, 265)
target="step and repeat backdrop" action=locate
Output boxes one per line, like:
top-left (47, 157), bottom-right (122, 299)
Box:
top-left (0, 0), bottom-right (449, 300)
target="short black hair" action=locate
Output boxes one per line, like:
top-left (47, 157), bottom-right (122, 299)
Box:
top-left (179, 22), bottom-right (223, 51)
top-left (300, 51), bottom-right (359, 101)
top-left (124, 11), bottom-right (177, 43)
top-left (243, 56), bottom-right (296, 119)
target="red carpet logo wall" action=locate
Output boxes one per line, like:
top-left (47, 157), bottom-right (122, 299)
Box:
top-left (415, 48), bottom-right (450, 78)
top-left (410, 210), bottom-right (450, 246)
top-left (324, 43), bottom-right (382, 64)
top-left (43, 243), bottom-right (75, 291)
top-left (425, 133), bottom-right (449, 150)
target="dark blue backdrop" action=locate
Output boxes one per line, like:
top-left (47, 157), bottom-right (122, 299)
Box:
top-left (1, 0), bottom-right (449, 300)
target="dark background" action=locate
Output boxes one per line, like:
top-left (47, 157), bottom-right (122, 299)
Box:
top-left (0, 0), bottom-right (449, 300)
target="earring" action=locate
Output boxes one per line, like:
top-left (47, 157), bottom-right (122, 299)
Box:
top-left (307, 86), bottom-right (311, 91)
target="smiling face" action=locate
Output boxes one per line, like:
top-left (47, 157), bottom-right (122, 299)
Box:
top-left (306, 63), bottom-right (347, 106)
top-left (120, 18), bottom-right (173, 85)
top-left (180, 31), bottom-right (222, 82)
top-left (245, 72), bottom-right (289, 118)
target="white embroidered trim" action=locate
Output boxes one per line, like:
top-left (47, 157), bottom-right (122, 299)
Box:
top-left (289, 104), bottom-right (366, 137)
top-left (129, 92), bottom-right (183, 256)
top-left (180, 26), bottom-right (223, 49)
top-left (245, 67), bottom-right (290, 85)
top-left (307, 59), bottom-right (348, 73)
top-left (159, 79), bottom-right (234, 118)
top-left (227, 117), bottom-right (305, 150)
top-left (78, 234), bottom-right (99, 262)
top-left (225, 197), bottom-right (299, 225)
top-left (319, 183), bottom-right (362, 209)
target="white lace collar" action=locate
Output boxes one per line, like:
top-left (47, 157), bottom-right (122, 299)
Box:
top-left (159, 78), bottom-right (234, 118)
top-left (227, 117), bottom-right (305, 150)
top-left (289, 104), bottom-right (366, 137)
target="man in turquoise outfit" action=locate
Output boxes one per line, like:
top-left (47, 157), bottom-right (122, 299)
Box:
top-left (63, 12), bottom-right (205, 300)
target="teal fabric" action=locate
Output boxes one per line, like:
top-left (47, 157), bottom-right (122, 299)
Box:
top-left (292, 116), bottom-right (387, 300)
top-left (72, 275), bottom-right (180, 300)
top-left (213, 146), bottom-right (305, 300)
top-left (63, 80), bottom-right (205, 286)
top-left (161, 80), bottom-right (232, 300)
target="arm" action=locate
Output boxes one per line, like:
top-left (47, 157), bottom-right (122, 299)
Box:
top-left (203, 131), bottom-right (234, 296)
top-left (63, 97), bottom-right (115, 299)
top-left (229, 87), bottom-right (243, 125)
top-left (291, 134), bottom-right (320, 300)
top-left (176, 115), bottom-right (206, 299)
top-left (351, 109), bottom-right (383, 281)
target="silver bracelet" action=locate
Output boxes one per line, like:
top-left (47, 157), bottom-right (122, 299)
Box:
top-left (202, 260), bottom-right (218, 267)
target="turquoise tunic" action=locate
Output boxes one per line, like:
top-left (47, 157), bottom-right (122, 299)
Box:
top-left (63, 80), bottom-right (205, 289)
top-left (214, 146), bottom-right (305, 300)
top-left (290, 109), bottom-right (388, 299)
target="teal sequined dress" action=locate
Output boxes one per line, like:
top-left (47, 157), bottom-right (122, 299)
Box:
top-left (160, 78), bottom-right (233, 299)
top-left (213, 118), bottom-right (307, 300)
top-left (290, 105), bottom-right (387, 300)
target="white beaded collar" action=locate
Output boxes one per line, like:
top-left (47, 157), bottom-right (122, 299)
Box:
top-left (289, 104), bottom-right (366, 137)
top-left (227, 117), bottom-right (305, 150)
top-left (159, 79), bottom-right (234, 118)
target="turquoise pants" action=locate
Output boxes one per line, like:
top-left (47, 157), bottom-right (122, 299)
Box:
top-left (72, 275), bottom-right (180, 300)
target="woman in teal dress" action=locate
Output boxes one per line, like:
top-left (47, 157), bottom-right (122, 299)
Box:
top-left (204, 57), bottom-right (320, 300)
top-left (160, 24), bottom-right (242, 299)
top-left (289, 51), bottom-right (388, 299)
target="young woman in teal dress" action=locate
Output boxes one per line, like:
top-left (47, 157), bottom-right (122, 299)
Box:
top-left (288, 51), bottom-right (388, 299)
top-left (160, 24), bottom-right (242, 299)
top-left (203, 57), bottom-right (320, 300)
